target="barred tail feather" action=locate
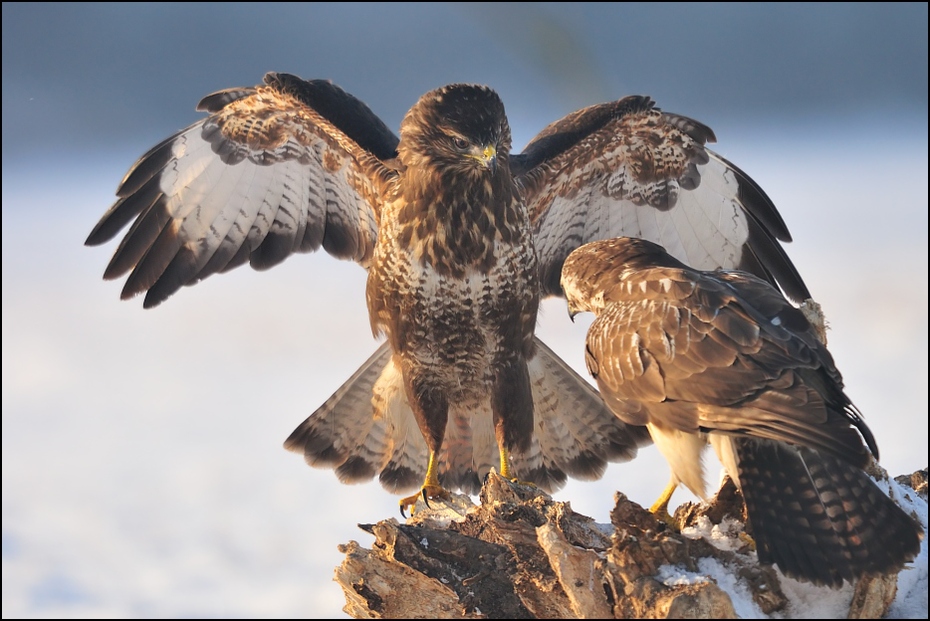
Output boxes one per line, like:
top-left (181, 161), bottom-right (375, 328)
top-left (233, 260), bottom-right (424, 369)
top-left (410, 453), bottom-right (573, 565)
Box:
top-left (733, 438), bottom-right (922, 587)
top-left (285, 338), bottom-right (652, 497)
top-left (374, 357), bottom-right (427, 493)
top-left (283, 342), bottom-right (392, 476)
top-left (284, 343), bottom-right (423, 493)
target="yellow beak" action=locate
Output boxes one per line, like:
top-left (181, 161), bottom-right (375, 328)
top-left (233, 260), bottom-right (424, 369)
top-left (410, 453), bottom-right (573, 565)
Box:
top-left (479, 144), bottom-right (497, 172)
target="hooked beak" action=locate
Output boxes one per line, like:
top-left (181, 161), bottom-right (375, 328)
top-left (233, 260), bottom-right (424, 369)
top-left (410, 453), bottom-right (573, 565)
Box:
top-left (566, 301), bottom-right (578, 323)
top-left (479, 144), bottom-right (497, 173)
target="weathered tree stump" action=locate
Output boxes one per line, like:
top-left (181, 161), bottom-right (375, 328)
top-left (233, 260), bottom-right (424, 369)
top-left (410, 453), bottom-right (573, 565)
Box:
top-left (335, 467), bottom-right (926, 619)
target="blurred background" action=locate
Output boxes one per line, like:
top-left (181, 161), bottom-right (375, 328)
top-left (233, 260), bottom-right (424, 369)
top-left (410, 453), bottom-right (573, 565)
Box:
top-left (3, 3), bottom-right (927, 618)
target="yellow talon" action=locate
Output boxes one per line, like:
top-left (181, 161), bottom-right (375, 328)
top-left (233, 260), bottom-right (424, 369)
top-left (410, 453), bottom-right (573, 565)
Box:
top-left (496, 446), bottom-right (535, 488)
top-left (649, 479), bottom-right (680, 529)
top-left (399, 450), bottom-right (451, 517)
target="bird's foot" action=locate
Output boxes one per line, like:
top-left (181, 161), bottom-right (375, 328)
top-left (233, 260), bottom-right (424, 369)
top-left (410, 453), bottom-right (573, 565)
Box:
top-left (505, 476), bottom-right (538, 489)
top-left (648, 480), bottom-right (681, 530)
top-left (486, 469), bottom-right (537, 489)
top-left (399, 484), bottom-right (452, 518)
top-left (649, 499), bottom-right (680, 531)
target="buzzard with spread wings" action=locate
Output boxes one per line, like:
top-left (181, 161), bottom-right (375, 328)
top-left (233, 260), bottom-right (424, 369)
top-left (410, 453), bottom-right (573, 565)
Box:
top-left (86, 72), bottom-right (810, 515)
top-left (561, 237), bottom-right (921, 586)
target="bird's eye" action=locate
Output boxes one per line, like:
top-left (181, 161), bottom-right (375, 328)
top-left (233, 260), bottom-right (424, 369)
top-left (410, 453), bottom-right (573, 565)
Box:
top-left (452, 137), bottom-right (469, 150)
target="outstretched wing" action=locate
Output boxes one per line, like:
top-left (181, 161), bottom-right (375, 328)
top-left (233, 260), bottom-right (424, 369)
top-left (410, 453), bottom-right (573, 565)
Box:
top-left (515, 96), bottom-right (810, 303)
top-left (86, 72), bottom-right (399, 308)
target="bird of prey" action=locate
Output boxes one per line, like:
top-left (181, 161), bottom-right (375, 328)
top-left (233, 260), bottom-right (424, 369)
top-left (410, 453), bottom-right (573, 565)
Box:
top-left (561, 236), bottom-right (922, 586)
top-left (86, 72), bottom-right (810, 515)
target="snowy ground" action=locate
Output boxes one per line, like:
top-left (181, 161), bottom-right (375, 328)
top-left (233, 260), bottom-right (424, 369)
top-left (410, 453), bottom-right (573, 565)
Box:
top-left (665, 474), bottom-right (928, 618)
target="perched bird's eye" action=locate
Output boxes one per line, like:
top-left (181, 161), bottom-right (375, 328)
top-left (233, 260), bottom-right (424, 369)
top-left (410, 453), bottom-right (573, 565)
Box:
top-left (452, 137), bottom-right (469, 151)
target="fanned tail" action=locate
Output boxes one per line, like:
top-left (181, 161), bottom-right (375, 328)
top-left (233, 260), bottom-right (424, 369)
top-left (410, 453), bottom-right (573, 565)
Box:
top-left (283, 343), bottom-right (424, 493)
top-left (284, 338), bottom-right (652, 496)
top-left (283, 342), bottom-right (391, 480)
top-left (733, 437), bottom-right (923, 587)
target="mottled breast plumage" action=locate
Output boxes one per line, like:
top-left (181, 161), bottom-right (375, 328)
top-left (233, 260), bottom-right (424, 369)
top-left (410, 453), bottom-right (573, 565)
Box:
top-left (368, 84), bottom-right (537, 370)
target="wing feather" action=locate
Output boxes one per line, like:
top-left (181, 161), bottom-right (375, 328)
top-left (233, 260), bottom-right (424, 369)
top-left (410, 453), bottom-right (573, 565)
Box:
top-left (86, 73), bottom-right (397, 308)
top-left (519, 97), bottom-right (810, 303)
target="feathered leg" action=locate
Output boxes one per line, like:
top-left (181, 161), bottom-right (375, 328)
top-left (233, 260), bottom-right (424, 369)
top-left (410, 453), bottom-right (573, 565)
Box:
top-left (491, 356), bottom-right (534, 485)
top-left (398, 372), bottom-right (451, 517)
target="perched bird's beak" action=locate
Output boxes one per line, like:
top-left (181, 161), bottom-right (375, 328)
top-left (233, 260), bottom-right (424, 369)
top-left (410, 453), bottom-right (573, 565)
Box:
top-left (566, 301), bottom-right (578, 323)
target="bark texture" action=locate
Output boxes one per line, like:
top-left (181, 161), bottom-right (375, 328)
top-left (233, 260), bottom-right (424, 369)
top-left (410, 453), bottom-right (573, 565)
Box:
top-left (335, 467), bottom-right (926, 619)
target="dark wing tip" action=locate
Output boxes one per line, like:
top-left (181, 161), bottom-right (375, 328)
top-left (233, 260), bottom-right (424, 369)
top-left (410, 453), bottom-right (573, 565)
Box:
top-left (196, 87), bottom-right (256, 113)
top-left (86, 128), bottom-right (184, 248)
top-left (741, 216), bottom-right (811, 303)
top-left (718, 153), bottom-right (793, 242)
top-left (263, 72), bottom-right (399, 161)
top-left (85, 221), bottom-right (112, 247)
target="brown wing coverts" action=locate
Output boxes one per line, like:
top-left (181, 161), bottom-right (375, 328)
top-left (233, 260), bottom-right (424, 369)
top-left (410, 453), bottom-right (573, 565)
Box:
top-left (569, 238), bottom-right (871, 462)
top-left (86, 73), bottom-right (392, 308)
top-left (516, 96), bottom-right (809, 303)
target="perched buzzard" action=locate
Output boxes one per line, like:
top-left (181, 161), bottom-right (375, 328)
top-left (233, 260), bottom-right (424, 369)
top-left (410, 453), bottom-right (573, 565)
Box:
top-left (561, 237), bottom-right (922, 586)
top-left (86, 72), bottom-right (810, 514)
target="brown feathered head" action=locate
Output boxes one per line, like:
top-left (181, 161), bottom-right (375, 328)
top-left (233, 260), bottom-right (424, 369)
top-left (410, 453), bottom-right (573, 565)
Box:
top-left (398, 84), bottom-right (511, 178)
top-left (561, 237), bottom-right (689, 316)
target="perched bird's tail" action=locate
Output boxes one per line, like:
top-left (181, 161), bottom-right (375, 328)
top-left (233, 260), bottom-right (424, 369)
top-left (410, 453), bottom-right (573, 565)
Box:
top-left (730, 437), bottom-right (923, 587)
top-left (284, 339), bottom-right (651, 495)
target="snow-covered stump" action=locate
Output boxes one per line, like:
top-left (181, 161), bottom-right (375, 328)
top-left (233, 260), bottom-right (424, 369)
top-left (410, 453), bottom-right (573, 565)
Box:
top-left (334, 469), bottom-right (927, 619)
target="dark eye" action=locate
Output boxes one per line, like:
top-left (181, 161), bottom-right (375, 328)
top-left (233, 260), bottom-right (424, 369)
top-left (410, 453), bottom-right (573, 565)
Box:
top-left (452, 137), bottom-right (469, 150)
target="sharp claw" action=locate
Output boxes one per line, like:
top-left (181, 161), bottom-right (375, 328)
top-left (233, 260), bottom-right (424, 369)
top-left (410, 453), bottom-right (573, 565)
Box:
top-left (400, 504), bottom-right (409, 519)
top-left (421, 488), bottom-right (431, 509)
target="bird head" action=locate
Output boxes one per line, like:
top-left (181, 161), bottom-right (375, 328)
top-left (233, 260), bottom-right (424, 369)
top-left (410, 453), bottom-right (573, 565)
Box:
top-left (398, 84), bottom-right (511, 179)
top-left (562, 237), bottom-right (682, 317)
top-left (560, 258), bottom-right (600, 319)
